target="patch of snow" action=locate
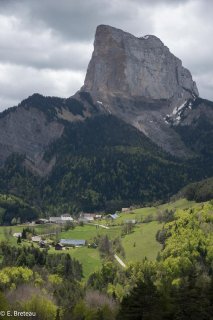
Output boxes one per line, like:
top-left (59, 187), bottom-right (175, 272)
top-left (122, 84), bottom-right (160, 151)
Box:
top-left (171, 100), bottom-right (188, 116)
top-left (192, 92), bottom-right (197, 100)
top-left (164, 116), bottom-right (170, 124)
top-left (143, 35), bottom-right (150, 40)
top-left (97, 100), bottom-right (103, 105)
top-left (103, 104), bottom-right (112, 114)
top-left (172, 108), bottom-right (177, 115)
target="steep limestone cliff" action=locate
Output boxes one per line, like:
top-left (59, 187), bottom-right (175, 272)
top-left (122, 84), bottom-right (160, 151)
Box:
top-left (83, 25), bottom-right (198, 102)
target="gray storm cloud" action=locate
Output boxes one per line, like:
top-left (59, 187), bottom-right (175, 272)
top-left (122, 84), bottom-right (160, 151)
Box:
top-left (0, 0), bottom-right (212, 110)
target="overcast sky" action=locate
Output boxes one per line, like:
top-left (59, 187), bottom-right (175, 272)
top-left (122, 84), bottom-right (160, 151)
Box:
top-left (0, 0), bottom-right (212, 111)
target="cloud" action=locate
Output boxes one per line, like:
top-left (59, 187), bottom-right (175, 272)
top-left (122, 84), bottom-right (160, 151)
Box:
top-left (0, 0), bottom-right (212, 111)
top-left (151, 0), bottom-right (213, 99)
top-left (0, 14), bottom-right (93, 70)
top-left (0, 63), bottom-right (84, 109)
top-left (0, 0), bottom-right (141, 41)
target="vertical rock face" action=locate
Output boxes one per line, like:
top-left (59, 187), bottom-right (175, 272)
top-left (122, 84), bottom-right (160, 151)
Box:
top-left (82, 25), bottom-right (200, 156)
top-left (0, 104), bottom-right (64, 175)
top-left (83, 25), bottom-right (198, 103)
top-left (0, 24), bottom-right (209, 176)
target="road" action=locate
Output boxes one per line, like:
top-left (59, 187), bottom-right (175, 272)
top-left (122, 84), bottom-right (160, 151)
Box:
top-left (114, 254), bottom-right (127, 268)
top-left (92, 224), bottom-right (110, 229)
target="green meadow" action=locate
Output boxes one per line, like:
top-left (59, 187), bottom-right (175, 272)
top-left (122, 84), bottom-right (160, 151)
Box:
top-left (60, 224), bottom-right (121, 241)
top-left (122, 222), bottom-right (162, 262)
top-left (0, 198), bottom-right (202, 279)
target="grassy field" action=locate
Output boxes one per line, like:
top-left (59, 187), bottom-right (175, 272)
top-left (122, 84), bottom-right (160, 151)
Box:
top-left (158, 198), bottom-right (198, 211)
top-left (122, 221), bottom-right (162, 262)
top-left (0, 198), bottom-right (203, 279)
top-left (0, 225), bottom-right (24, 245)
top-left (68, 247), bottom-right (101, 279)
top-left (60, 224), bottom-right (121, 241)
top-left (48, 246), bottom-right (101, 280)
top-left (116, 207), bottom-right (157, 224)
top-left (101, 199), bottom-right (198, 226)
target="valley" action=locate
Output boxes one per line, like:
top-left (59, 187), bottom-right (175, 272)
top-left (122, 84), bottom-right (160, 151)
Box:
top-left (0, 22), bottom-right (212, 319)
top-left (0, 194), bottom-right (212, 319)
top-left (0, 198), bottom-right (203, 279)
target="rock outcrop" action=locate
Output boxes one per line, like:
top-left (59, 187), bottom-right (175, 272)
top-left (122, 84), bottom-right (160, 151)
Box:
top-left (0, 93), bottom-right (98, 175)
top-left (81, 25), bottom-right (202, 156)
top-left (0, 24), bottom-right (212, 176)
top-left (83, 25), bottom-right (198, 103)
top-left (0, 102), bottom-right (63, 175)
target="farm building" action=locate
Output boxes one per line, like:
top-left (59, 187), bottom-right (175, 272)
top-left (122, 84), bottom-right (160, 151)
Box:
top-left (88, 243), bottom-right (98, 248)
top-left (35, 218), bottom-right (49, 224)
top-left (122, 208), bottom-right (131, 212)
top-left (49, 214), bottom-right (74, 224)
top-left (13, 232), bottom-right (22, 238)
top-left (107, 213), bottom-right (119, 220)
top-left (49, 217), bottom-right (63, 224)
top-left (61, 214), bottom-right (73, 221)
top-left (124, 219), bottom-right (136, 224)
top-left (39, 240), bottom-right (47, 248)
top-left (31, 236), bottom-right (42, 242)
top-left (60, 239), bottom-right (86, 247)
top-left (80, 213), bottom-right (95, 221)
top-left (78, 217), bottom-right (90, 223)
top-left (55, 243), bottom-right (63, 250)
top-left (95, 214), bottom-right (102, 219)
top-left (80, 213), bottom-right (102, 221)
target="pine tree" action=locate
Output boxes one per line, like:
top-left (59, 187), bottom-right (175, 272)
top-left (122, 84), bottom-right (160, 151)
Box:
top-left (17, 235), bottom-right (22, 244)
top-left (117, 279), bottom-right (163, 320)
top-left (21, 228), bottom-right (27, 239)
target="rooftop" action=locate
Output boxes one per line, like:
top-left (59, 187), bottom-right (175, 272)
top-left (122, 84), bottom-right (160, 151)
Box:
top-left (60, 239), bottom-right (86, 246)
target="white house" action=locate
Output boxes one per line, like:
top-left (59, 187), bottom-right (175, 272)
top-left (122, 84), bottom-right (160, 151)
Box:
top-left (49, 217), bottom-right (63, 224)
top-left (82, 213), bottom-right (95, 221)
top-left (13, 232), bottom-right (22, 238)
top-left (32, 236), bottom-right (42, 242)
top-left (49, 214), bottom-right (73, 224)
top-left (94, 214), bottom-right (102, 219)
top-left (124, 219), bottom-right (136, 224)
top-left (61, 214), bottom-right (73, 221)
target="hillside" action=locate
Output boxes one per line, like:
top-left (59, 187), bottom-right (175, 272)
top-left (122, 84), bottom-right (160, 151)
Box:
top-left (0, 112), bottom-right (212, 213)
top-left (0, 196), bottom-right (212, 319)
top-left (0, 197), bottom-right (207, 276)
top-left (0, 25), bottom-right (212, 212)
top-left (0, 194), bottom-right (39, 225)
top-left (177, 177), bottom-right (213, 202)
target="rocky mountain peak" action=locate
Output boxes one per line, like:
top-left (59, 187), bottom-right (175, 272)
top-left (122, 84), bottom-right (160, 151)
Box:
top-left (83, 24), bottom-right (198, 103)
top-left (80, 25), bottom-right (202, 157)
top-left (0, 24), bottom-right (211, 179)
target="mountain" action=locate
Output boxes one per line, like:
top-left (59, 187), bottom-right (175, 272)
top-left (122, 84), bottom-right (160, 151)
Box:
top-left (0, 93), bottom-right (99, 175)
top-left (0, 193), bottom-right (39, 225)
top-left (0, 25), bottom-right (212, 212)
top-left (176, 176), bottom-right (213, 202)
top-left (82, 25), bottom-right (203, 156)
top-left (84, 25), bottom-right (198, 101)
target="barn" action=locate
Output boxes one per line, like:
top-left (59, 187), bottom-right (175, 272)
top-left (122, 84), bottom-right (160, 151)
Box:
top-left (59, 239), bottom-right (86, 247)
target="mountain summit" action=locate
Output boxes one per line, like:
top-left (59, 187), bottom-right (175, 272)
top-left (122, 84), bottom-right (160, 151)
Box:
top-left (83, 25), bottom-right (198, 103)
top-left (0, 25), bottom-right (212, 210)
top-left (81, 25), bottom-right (212, 156)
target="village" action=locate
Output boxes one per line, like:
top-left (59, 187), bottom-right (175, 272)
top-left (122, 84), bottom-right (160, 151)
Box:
top-left (12, 208), bottom-right (137, 251)
top-left (1, 198), bottom-right (193, 279)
